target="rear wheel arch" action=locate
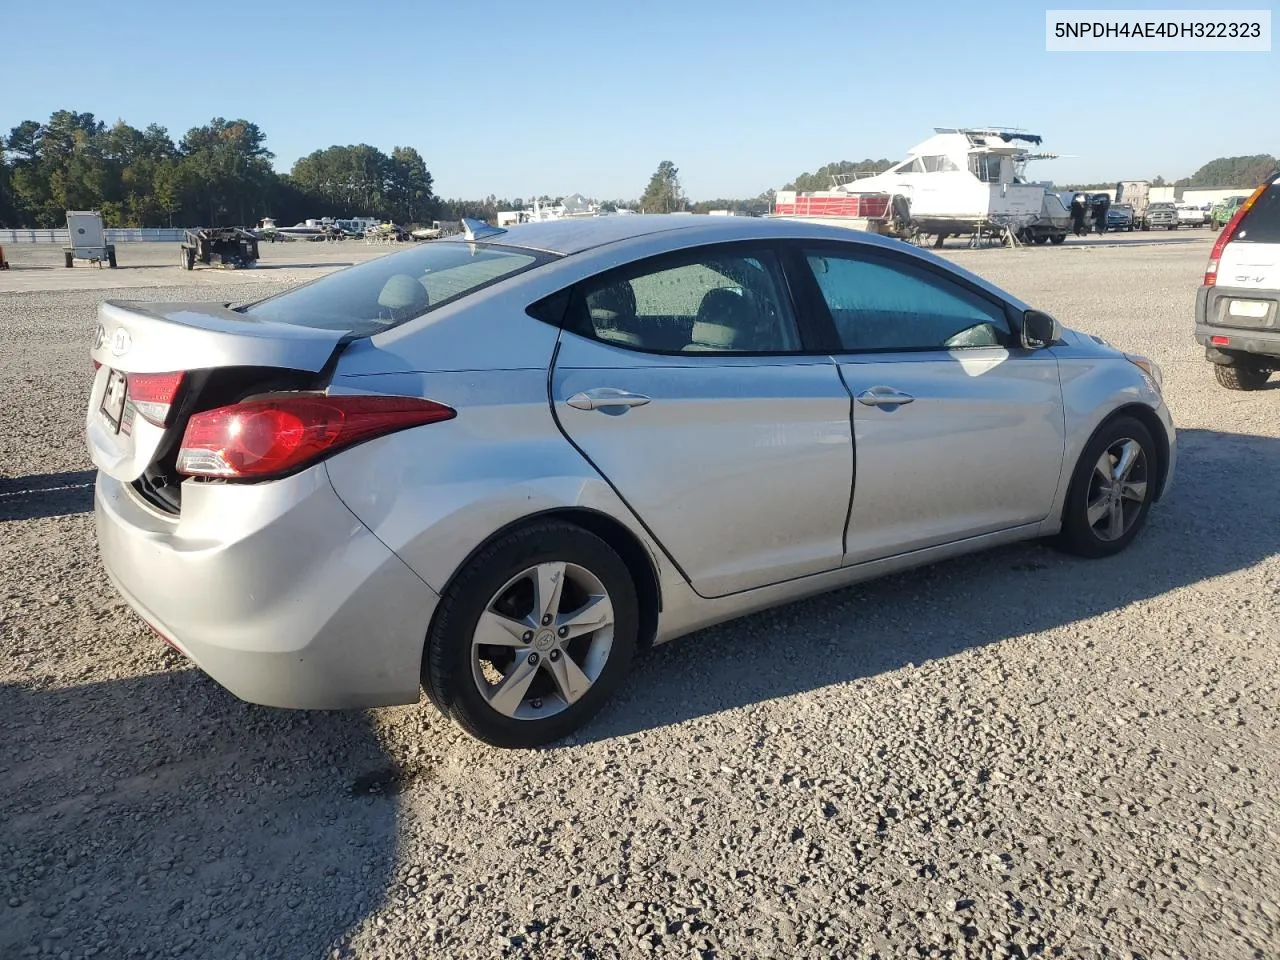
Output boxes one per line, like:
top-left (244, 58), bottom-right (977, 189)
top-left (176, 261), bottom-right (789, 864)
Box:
top-left (426, 507), bottom-right (663, 658)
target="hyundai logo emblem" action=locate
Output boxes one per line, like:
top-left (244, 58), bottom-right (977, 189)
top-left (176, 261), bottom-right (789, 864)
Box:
top-left (110, 328), bottom-right (131, 356)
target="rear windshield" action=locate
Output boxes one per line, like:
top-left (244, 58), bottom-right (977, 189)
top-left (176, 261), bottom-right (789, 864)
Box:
top-left (241, 241), bottom-right (554, 335)
top-left (1235, 183), bottom-right (1280, 244)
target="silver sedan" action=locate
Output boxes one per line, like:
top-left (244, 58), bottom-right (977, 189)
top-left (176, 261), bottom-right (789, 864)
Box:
top-left (87, 214), bottom-right (1175, 747)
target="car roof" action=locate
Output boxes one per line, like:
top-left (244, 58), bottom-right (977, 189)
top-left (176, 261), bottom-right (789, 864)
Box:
top-left (437, 213), bottom-right (919, 258)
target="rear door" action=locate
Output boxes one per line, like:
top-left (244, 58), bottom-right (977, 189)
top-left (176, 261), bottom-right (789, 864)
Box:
top-left (791, 244), bottom-right (1066, 566)
top-left (549, 244), bottom-right (854, 599)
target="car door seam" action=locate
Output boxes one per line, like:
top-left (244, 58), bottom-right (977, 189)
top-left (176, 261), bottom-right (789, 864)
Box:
top-left (834, 360), bottom-right (857, 559)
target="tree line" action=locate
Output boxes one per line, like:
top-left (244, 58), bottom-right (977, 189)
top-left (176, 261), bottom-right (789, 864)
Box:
top-left (0, 110), bottom-right (445, 229)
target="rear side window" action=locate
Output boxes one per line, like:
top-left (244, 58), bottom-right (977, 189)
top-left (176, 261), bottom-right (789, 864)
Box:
top-left (1235, 184), bottom-right (1280, 244)
top-left (571, 249), bottom-right (802, 354)
top-left (241, 241), bottom-right (553, 336)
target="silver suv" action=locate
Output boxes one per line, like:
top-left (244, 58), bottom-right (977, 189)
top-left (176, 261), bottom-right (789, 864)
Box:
top-left (1195, 172), bottom-right (1280, 389)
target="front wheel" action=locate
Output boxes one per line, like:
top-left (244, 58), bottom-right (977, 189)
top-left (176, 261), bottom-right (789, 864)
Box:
top-left (423, 521), bottom-right (639, 748)
top-left (1054, 416), bottom-right (1157, 559)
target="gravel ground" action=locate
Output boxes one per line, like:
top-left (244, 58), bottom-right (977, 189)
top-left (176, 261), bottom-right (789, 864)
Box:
top-left (1, 235), bottom-right (1277, 960)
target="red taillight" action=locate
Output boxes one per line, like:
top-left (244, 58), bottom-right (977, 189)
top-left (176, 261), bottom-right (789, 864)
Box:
top-left (93, 359), bottom-right (102, 371)
top-left (176, 394), bottom-right (456, 479)
top-left (1205, 180), bottom-right (1271, 286)
top-left (126, 371), bottom-right (186, 426)
top-left (1211, 335), bottom-right (1231, 346)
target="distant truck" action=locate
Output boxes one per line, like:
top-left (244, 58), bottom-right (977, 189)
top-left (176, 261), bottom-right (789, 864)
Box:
top-left (1115, 180), bottom-right (1151, 224)
top-left (1209, 195), bottom-right (1250, 230)
top-left (64, 210), bottom-right (117, 268)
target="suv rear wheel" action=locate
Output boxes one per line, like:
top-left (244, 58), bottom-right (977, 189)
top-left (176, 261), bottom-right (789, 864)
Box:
top-left (1214, 360), bottom-right (1272, 391)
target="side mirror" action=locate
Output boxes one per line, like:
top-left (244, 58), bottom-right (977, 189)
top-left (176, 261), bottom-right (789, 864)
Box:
top-left (1021, 309), bottom-right (1061, 349)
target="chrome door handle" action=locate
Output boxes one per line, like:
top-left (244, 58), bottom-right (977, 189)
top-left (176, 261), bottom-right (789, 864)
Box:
top-left (856, 386), bottom-right (915, 407)
top-left (565, 388), bottom-right (652, 411)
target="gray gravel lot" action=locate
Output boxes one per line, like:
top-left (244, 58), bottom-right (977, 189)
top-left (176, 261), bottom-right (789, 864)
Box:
top-left (1, 234), bottom-right (1277, 959)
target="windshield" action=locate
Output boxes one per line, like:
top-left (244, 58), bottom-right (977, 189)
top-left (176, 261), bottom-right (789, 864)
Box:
top-left (241, 241), bottom-right (554, 336)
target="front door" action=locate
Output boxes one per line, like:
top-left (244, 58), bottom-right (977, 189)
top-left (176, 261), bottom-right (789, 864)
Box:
top-left (794, 244), bottom-right (1066, 565)
top-left (550, 245), bottom-right (854, 598)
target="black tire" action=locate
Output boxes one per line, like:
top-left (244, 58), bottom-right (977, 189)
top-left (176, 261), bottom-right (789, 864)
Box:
top-left (1034, 235), bottom-right (1049, 245)
top-left (183, 247), bottom-right (195, 271)
top-left (423, 521), bottom-right (639, 748)
top-left (64, 251), bottom-right (74, 268)
top-left (106, 246), bottom-right (117, 269)
top-left (1054, 415), bottom-right (1158, 559)
top-left (1214, 361), bottom-right (1271, 391)
top-left (1049, 233), bottom-right (1065, 245)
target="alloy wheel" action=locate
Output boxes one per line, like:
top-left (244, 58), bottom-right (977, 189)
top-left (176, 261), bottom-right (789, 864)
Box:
top-left (1085, 438), bottom-right (1149, 542)
top-left (470, 562), bottom-right (615, 720)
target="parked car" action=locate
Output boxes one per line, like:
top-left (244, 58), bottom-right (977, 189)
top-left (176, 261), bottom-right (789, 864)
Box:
top-left (1106, 203), bottom-right (1136, 231)
top-left (1176, 203), bottom-right (1207, 228)
top-left (1210, 195), bottom-right (1250, 231)
top-left (87, 215), bottom-right (1177, 747)
top-left (1143, 202), bottom-right (1179, 230)
top-left (1195, 172), bottom-right (1280, 390)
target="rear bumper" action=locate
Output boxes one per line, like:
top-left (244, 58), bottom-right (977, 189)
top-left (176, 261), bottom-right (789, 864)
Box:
top-left (1195, 284), bottom-right (1280, 360)
top-left (95, 466), bottom-right (439, 709)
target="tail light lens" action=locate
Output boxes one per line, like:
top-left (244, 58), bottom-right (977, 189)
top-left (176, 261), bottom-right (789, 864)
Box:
top-left (176, 393), bottom-right (456, 480)
top-left (126, 371), bottom-right (186, 426)
top-left (1205, 181), bottom-right (1271, 286)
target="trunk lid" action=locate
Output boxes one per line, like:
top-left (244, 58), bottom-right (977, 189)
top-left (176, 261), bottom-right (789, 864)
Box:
top-left (87, 300), bottom-right (347, 491)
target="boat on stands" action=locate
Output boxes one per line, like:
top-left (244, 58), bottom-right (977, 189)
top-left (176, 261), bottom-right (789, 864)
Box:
top-left (771, 127), bottom-right (1072, 246)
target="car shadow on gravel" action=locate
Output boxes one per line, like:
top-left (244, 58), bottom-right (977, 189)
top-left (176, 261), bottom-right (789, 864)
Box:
top-left (0, 469), bottom-right (96, 522)
top-left (0, 669), bottom-right (399, 958)
top-left (576, 427), bottom-right (1280, 743)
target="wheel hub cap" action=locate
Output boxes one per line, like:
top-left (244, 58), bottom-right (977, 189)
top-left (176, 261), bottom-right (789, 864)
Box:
top-left (470, 561), bottom-right (616, 721)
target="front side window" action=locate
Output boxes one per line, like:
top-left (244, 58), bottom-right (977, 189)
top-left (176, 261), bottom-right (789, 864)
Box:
top-left (574, 250), bottom-right (802, 353)
top-left (242, 241), bottom-right (550, 336)
top-left (802, 250), bottom-right (1011, 352)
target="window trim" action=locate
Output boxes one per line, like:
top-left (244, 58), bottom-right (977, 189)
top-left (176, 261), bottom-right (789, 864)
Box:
top-left (781, 240), bottom-right (1023, 356)
top-left (554, 240), bottom-right (834, 358)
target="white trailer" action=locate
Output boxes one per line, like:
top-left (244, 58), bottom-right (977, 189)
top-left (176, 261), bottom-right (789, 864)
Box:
top-left (63, 211), bottom-right (117, 268)
top-left (1115, 181), bottom-right (1151, 221)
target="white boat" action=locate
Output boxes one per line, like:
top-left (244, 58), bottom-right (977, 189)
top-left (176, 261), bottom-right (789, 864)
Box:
top-left (497, 194), bottom-right (601, 226)
top-left (773, 127), bottom-right (1071, 244)
top-left (255, 217), bottom-right (332, 241)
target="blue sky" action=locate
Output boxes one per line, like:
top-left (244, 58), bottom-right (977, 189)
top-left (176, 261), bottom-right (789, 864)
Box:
top-left (5, 0), bottom-right (1275, 199)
